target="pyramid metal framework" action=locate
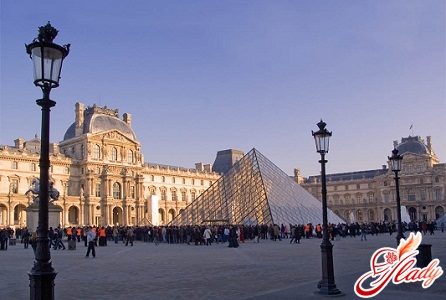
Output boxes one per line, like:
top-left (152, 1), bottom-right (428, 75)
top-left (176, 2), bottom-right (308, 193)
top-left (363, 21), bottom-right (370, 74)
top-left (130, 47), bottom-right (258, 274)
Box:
top-left (170, 148), bottom-right (345, 226)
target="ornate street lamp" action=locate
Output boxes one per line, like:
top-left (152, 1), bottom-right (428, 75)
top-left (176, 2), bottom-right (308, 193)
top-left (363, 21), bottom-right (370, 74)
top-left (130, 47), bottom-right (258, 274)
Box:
top-left (312, 120), bottom-right (342, 296)
top-left (25, 22), bottom-right (69, 300)
top-left (389, 148), bottom-right (404, 246)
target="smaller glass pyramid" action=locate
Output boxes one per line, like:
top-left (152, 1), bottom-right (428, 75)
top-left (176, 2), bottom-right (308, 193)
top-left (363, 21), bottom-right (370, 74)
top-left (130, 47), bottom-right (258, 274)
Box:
top-left (171, 148), bottom-right (345, 226)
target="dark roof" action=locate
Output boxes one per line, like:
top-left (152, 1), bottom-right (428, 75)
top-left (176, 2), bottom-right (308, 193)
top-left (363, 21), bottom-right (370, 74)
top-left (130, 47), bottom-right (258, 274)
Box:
top-left (63, 113), bottom-right (136, 141)
top-left (306, 168), bottom-right (388, 183)
top-left (396, 136), bottom-right (429, 155)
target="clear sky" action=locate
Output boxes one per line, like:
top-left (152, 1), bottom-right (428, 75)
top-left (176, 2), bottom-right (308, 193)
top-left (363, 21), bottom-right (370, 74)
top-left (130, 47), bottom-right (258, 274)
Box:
top-left (1, 1), bottom-right (445, 177)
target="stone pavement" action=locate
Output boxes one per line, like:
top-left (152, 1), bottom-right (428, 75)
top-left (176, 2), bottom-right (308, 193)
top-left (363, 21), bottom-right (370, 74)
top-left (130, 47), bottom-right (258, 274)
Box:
top-left (1, 232), bottom-right (445, 300)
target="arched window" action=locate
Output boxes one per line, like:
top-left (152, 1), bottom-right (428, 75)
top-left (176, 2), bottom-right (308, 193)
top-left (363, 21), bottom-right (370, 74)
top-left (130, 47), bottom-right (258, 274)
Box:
top-left (127, 149), bottom-right (133, 163)
top-left (113, 182), bottom-right (121, 199)
top-left (93, 144), bottom-right (101, 159)
top-left (111, 147), bottom-right (118, 161)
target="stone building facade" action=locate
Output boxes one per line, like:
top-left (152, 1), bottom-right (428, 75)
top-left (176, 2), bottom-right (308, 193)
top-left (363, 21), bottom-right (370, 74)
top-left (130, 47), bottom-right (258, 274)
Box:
top-left (0, 102), bottom-right (220, 229)
top-left (298, 136), bottom-right (446, 224)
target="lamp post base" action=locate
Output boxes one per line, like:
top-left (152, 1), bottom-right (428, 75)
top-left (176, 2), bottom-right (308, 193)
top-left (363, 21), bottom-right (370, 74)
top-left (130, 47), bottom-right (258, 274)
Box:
top-left (316, 282), bottom-right (344, 296)
top-left (28, 270), bottom-right (57, 300)
top-left (317, 241), bottom-right (344, 296)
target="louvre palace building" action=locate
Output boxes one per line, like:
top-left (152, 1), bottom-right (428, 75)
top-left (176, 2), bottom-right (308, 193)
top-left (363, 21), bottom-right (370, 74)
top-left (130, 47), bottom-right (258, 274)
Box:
top-left (0, 102), bottom-right (221, 229)
top-left (297, 135), bottom-right (446, 224)
top-left (0, 101), bottom-right (445, 229)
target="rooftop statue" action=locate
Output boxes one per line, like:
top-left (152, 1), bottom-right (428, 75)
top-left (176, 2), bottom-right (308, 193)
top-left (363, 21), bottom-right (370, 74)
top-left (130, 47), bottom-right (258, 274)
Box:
top-left (25, 178), bottom-right (60, 204)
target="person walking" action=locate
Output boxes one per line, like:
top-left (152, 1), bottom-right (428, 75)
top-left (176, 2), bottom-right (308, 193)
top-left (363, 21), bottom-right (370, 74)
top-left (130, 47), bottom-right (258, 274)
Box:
top-left (125, 226), bottom-right (134, 246)
top-left (85, 226), bottom-right (96, 258)
top-left (22, 229), bottom-right (30, 249)
top-left (203, 226), bottom-right (212, 246)
top-left (360, 223), bottom-right (367, 241)
top-left (30, 231), bottom-right (38, 255)
top-left (113, 226), bottom-right (119, 243)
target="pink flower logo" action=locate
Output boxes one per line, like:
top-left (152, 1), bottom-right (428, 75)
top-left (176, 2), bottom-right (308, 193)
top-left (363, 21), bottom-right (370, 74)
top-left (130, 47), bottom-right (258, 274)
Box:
top-left (385, 252), bottom-right (398, 265)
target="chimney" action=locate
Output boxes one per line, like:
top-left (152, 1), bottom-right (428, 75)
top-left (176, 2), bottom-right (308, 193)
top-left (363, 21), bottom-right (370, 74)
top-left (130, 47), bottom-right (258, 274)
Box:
top-left (123, 113), bottom-right (132, 126)
top-left (195, 162), bottom-right (204, 171)
top-left (426, 136), bottom-right (432, 154)
top-left (50, 143), bottom-right (59, 155)
top-left (75, 102), bottom-right (84, 136)
top-left (204, 164), bottom-right (212, 172)
top-left (14, 138), bottom-right (24, 149)
top-left (382, 165), bottom-right (387, 170)
top-left (393, 140), bottom-right (398, 148)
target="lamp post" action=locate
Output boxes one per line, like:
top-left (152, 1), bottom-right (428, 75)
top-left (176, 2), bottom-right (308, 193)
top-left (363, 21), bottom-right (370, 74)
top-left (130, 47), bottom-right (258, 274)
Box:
top-left (388, 148), bottom-right (404, 246)
top-left (312, 120), bottom-right (342, 296)
top-left (26, 22), bottom-right (69, 300)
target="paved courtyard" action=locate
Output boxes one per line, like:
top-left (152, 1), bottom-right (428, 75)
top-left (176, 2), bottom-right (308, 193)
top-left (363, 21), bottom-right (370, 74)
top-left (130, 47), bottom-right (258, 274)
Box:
top-left (1, 232), bottom-right (445, 300)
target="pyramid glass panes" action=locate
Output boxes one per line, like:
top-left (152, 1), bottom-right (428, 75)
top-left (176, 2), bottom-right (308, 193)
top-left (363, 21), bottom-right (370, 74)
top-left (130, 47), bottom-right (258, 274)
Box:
top-left (170, 149), bottom-right (344, 226)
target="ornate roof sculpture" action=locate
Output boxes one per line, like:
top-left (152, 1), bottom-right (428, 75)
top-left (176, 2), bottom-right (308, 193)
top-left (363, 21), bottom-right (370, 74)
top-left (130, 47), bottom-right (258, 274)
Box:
top-left (395, 135), bottom-right (435, 156)
top-left (170, 148), bottom-right (344, 226)
top-left (63, 103), bottom-right (136, 141)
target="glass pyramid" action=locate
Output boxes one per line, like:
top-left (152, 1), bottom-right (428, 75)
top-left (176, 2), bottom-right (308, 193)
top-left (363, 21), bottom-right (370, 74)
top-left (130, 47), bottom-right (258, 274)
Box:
top-left (170, 148), bottom-right (345, 226)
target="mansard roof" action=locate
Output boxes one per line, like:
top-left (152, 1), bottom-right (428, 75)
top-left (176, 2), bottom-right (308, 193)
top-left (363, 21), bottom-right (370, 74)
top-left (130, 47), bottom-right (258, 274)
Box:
top-left (63, 104), bottom-right (136, 141)
top-left (396, 136), bottom-right (429, 156)
top-left (305, 168), bottom-right (388, 183)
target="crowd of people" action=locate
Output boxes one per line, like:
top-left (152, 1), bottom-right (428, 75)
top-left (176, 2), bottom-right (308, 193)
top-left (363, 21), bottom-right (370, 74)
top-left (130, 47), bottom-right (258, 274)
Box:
top-left (0, 219), bottom-right (443, 255)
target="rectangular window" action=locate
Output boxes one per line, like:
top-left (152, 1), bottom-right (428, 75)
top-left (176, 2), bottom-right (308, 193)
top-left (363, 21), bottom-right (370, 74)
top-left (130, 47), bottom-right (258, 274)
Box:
top-left (30, 163), bottom-right (36, 171)
top-left (130, 186), bottom-right (135, 198)
top-left (11, 179), bottom-right (19, 194)
top-left (191, 192), bottom-right (196, 201)
top-left (172, 191), bottom-right (177, 201)
top-left (161, 190), bottom-right (167, 201)
top-left (345, 185), bottom-right (349, 190)
top-left (11, 161), bottom-right (18, 169)
top-left (95, 183), bottom-right (101, 197)
top-left (420, 189), bottom-right (426, 201)
top-left (181, 191), bottom-right (187, 201)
